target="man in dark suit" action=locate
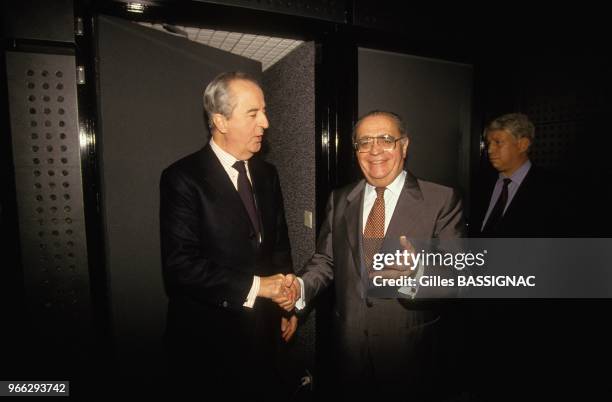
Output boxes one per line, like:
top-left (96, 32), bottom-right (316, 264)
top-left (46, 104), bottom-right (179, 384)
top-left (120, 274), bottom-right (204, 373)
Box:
top-left (470, 113), bottom-right (561, 237)
top-left (289, 111), bottom-right (464, 396)
top-left (159, 72), bottom-right (298, 392)
top-left (466, 113), bottom-right (570, 392)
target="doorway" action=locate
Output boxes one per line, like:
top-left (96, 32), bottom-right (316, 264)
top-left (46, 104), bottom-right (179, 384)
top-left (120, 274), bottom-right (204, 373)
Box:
top-left (96, 15), bottom-right (317, 382)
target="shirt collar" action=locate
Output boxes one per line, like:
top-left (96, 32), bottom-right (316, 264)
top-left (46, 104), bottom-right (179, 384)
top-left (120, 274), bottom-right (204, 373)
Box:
top-left (210, 137), bottom-right (248, 170)
top-left (500, 159), bottom-right (531, 186)
top-left (365, 170), bottom-right (407, 197)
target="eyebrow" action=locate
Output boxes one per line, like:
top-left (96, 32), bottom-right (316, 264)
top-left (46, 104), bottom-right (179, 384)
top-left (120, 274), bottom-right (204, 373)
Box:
top-left (359, 133), bottom-right (395, 138)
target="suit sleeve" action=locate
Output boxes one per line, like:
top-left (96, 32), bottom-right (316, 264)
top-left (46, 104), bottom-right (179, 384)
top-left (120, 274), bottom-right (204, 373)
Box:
top-left (423, 188), bottom-right (467, 298)
top-left (434, 188), bottom-right (466, 239)
top-left (299, 191), bottom-right (335, 304)
top-left (159, 168), bottom-right (253, 310)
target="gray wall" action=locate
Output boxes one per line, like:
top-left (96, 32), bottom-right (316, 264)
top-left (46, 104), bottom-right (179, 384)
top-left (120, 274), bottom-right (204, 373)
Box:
top-left (97, 15), bottom-right (261, 375)
top-left (262, 42), bottom-right (316, 378)
top-left (359, 48), bottom-right (473, 191)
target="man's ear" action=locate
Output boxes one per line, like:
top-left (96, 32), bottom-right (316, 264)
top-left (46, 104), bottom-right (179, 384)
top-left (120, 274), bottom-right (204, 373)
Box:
top-left (212, 113), bottom-right (228, 134)
top-left (518, 137), bottom-right (531, 153)
top-left (401, 137), bottom-right (410, 158)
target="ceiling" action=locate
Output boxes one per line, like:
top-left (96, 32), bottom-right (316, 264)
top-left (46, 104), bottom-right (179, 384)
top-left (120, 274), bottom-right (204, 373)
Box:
top-left (139, 23), bottom-right (304, 71)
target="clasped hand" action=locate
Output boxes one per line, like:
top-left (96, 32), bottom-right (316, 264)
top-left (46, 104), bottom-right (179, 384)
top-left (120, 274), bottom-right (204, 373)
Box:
top-left (258, 273), bottom-right (300, 311)
top-left (258, 273), bottom-right (300, 342)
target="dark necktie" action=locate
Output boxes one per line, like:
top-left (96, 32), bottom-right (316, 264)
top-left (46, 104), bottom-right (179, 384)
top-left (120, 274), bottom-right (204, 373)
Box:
top-left (232, 161), bottom-right (260, 235)
top-left (363, 187), bottom-right (386, 275)
top-left (483, 178), bottom-right (512, 234)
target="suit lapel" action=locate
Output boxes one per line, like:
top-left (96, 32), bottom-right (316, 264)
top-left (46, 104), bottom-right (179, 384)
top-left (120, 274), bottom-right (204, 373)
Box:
top-left (480, 179), bottom-right (498, 230)
top-left (344, 180), bottom-right (366, 276)
top-left (502, 166), bottom-right (534, 223)
top-left (198, 145), bottom-right (254, 232)
top-left (248, 157), bottom-right (267, 242)
top-left (384, 171), bottom-right (425, 249)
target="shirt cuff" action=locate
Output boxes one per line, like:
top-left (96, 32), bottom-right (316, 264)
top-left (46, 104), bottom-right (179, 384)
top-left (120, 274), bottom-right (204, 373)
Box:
top-left (243, 276), bottom-right (260, 308)
top-left (295, 277), bottom-right (306, 310)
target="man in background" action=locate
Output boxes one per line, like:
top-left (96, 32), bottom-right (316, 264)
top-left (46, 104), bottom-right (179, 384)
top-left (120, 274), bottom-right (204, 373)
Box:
top-left (470, 112), bottom-right (563, 236)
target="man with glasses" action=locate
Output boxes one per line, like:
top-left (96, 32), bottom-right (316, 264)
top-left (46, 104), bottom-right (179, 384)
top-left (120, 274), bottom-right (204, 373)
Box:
top-left (289, 110), bottom-right (464, 396)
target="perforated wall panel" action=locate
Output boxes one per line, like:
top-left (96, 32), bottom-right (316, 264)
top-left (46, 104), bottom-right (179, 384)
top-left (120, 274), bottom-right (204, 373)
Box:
top-left (524, 97), bottom-right (583, 169)
top-left (6, 51), bottom-right (93, 341)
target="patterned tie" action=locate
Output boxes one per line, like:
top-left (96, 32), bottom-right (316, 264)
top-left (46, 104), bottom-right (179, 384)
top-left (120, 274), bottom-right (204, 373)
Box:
top-left (363, 187), bottom-right (386, 274)
top-left (482, 178), bottom-right (512, 234)
top-left (232, 161), bottom-right (260, 235)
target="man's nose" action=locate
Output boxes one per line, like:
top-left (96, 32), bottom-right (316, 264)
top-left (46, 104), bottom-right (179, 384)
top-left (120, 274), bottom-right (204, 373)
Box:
top-left (369, 139), bottom-right (384, 154)
top-left (259, 112), bottom-right (269, 129)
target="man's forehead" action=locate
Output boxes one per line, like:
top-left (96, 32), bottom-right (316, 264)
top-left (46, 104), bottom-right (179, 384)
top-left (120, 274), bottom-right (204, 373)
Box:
top-left (230, 81), bottom-right (264, 107)
top-left (230, 79), bottom-right (262, 95)
top-left (357, 116), bottom-right (400, 136)
top-left (486, 129), bottom-right (512, 139)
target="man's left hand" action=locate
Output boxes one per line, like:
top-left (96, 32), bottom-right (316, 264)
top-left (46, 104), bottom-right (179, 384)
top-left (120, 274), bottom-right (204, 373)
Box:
top-left (281, 315), bottom-right (298, 342)
top-left (368, 236), bottom-right (418, 280)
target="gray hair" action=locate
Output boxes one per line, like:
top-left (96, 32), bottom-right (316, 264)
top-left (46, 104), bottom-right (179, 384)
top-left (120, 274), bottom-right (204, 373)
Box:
top-left (352, 110), bottom-right (408, 142)
top-left (485, 113), bottom-right (535, 142)
top-left (203, 71), bottom-right (260, 129)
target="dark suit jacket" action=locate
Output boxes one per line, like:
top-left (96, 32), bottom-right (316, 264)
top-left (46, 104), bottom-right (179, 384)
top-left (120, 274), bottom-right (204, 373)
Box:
top-left (470, 164), bottom-right (563, 237)
top-left (300, 171), bottom-right (464, 392)
top-left (159, 144), bottom-right (292, 384)
top-left (467, 164), bottom-right (573, 394)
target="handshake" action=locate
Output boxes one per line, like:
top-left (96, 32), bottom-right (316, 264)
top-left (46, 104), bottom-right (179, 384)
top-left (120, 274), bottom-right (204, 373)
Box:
top-left (257, 273), bottom-right (301, 311)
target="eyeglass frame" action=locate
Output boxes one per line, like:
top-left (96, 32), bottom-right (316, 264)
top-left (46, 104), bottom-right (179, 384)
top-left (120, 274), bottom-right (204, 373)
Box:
top-left (353, 134), bottom-right (407, 153)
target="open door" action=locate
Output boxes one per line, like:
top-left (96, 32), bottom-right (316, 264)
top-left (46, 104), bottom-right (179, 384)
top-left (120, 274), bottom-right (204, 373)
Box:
top-left (96, 15), bottom-right (262, 375)
top-left (97, 15), bottom-right (316, 384)
top-left (358, 48), bottom-right (473, 193)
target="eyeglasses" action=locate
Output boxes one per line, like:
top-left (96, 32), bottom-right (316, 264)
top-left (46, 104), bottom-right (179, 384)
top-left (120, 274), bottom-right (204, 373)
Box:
top-left (354, 135), bottom-right (405, 153)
